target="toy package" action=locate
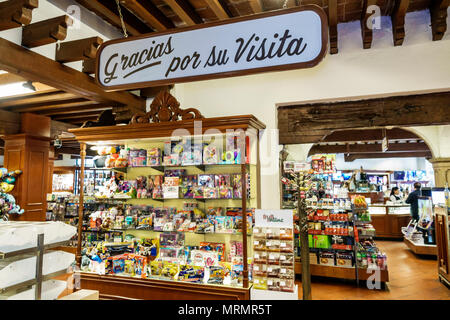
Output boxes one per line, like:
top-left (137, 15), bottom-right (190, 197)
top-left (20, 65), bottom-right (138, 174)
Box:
top-left (215, 216), bottom-right (234, 233)
top-left (190, 250), bottom-right (219, 267)
top-left (207, 266), bottom-right (225, 285)
top-left (178, 265), bottom-right (204, 283)
top-left (161, 262), bottom-right (179, 280)
top-left (160, 232), bottom-right (185, 247)
top-left (200, 242), bottom-right (225, 261)
top-left (203, 144), bottom-right (218, 164)
top-left (198, 175), bottom-right (215, 188)
top-left (203, 187), bottom-right (218, 199)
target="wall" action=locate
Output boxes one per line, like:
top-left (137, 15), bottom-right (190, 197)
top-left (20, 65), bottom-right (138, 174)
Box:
top-left (173, 10), bottom-right (450, 210)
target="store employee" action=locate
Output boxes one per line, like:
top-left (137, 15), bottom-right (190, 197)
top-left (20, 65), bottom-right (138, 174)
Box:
top-left (405, 182), bottom-right (421, 221)
top-left (389, 187), bottom-right (404, 204)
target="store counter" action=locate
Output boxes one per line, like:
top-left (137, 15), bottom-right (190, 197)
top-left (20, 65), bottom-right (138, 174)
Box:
top-left (368, 204), bottom-right (411, 239)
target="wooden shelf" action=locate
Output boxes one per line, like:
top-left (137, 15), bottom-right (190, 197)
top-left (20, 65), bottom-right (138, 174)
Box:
top-left (294, 262), bottom-right (389, 282)
top-left (404, 237), bottom-right (437, 256)
top-left (79, 272), bottom-right (250, 300)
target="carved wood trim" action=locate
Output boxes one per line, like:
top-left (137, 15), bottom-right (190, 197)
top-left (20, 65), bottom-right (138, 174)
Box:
top-left (130, 91), bottom-right (204, 124)
top-left (22, 15), bottom-right (73, 48)
top-left (430, 0), bottom-right (450, 41)
top-left (0, 0), bottom-right (38, 32)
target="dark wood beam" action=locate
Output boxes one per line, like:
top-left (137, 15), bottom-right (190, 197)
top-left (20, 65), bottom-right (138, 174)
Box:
top-left (0, 37), bottom-right (146, 114)
top-left (204, 0), bottom-right (231, 20)
top-left (0, 90), bottom-right (79, 109)
top-left (164, 0), bottom-right (203, 25)
top-left (278, 91), bottom-right (450, 144)
top-left (21, 15), bottom-right (73, 48)
top-left (56, 146), bottom-right (96, 157)
top-left (344, 151), bottom-right (432, 162)
top-left (41, 105), bottom-right (112, 116)
top-left (391, 0), bottom-right (409, 46)
top-left (11, 99), bottom-right (96, 113)
top-left (120, 0), bottom-right (175, 31)
top-left (52, 111), bottom-right (103, 121)
top-left (322, 128), bottom-right (420, 142)
top-left (361, 0), bottom-right (377, 49)
top-left (0, 0), bottom-right (38, 31)
top-left (0, 73), bottom-right (27, 85)
top-left (328, 0), bottom-right (338, 54)
top-left (308, 141), bottom-right (429, 156)
top-left (82, 59), bottom-right (96, 75)
top-left (248, 0), bottom-right (263, 14)
top-left (56, 37), bottom-right (103, 63)
top-left (73, 0), bottom-right (150, 36)
top-left (430, 0), bottom-right (450, 41)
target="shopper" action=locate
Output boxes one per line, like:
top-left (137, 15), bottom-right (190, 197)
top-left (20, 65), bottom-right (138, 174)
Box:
top-left (405, 182), bottom-right (421, 221)
top-left (389, 187), bottom-right (404, 204)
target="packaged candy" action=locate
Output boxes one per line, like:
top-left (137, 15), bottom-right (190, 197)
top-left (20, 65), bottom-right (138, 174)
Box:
top-left (265, 228), bottom-right (280, 240)
top-left (267, 252), bottom-right (280, 265)
top-left (279, 279), bottom-right (294, 292)
top-left (267, 265), bottom-right (280, 278)
top-left (253, 227), bottom-right (266, 239)
top-left (253, 277), bottom-right (267, 290)
top-left (279, 267), bottom-right (295, 279)
top-left (279, 228), bottom-right (294, 240)
top-left (279, 241), bottom-right (294, 253)
top-left (280, 254), bottom-right (294, 267)
top-left (266, 240), bottom-right (281, 252)
top-left (253, 239), bottom-right (266, 251)
top-left (252, 263), bottom-right (267, 277)
top-left (267, 278), bottom-right (280, 291)
top-left (253, 251), bottom-right (267, 264)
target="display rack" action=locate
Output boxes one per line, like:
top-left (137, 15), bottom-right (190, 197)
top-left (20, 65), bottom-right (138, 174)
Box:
top-left (0, 234), bottom-right (70, 299)
top-left (69, 91), bottom-right (265, 300)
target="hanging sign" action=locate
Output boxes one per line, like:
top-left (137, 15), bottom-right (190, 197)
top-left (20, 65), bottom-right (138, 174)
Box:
top-left (95, 6), bottom-right (328, 90)
top-left (255, 209), bottom-right (293, 228)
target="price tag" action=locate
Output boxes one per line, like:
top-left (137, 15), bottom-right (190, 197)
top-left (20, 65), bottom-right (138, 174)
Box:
top-left (254, 265), bottom-right (259, 271)
top-left (268, 280), bottom-right (273, 285)
top-left (280, 242), bottom-right (286, 247)
top-left (280, 281), bottom-right (286, 286)
top-left (280, 255), bottom-right (286, 261)
top-left (255, 253), bottom-right (260, 259)
top-left (281, 268), bottom-right (287, 273)
top-left (268, 267), bottom-right (272, 272)
top-left (280, 229), bottom-right (286, 234)
top-left (255, 279), bottom-right (260, 284)
top-left (254, 240), bottom-right (259, 245)
top-left (269, 254), bottom-right (275, 259)
top-left (266, 241), bottom-right (271, 246)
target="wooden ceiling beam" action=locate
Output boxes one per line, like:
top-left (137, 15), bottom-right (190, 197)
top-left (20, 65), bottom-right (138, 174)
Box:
top-left (12, 99), bottom-right (99, 113)
top-left (73, 0), bottom-right (149, 36)
top-left (204, 0), bottom-right (232, 20)
top-left (430, 0), bottom-right (450, 41)
top-left (56, 37), bottom-right (103, 63)
top-left (361, 0), bottom-right (377, 49)
top-left (0, 90), bottom-right (79, 109)
top-left (82, 59), bottom-right (96, 75)
top-left (322, 128), bottom-right (419, 142)
top-left (0, 73), bottom-right (27, 85)
top-left (248, 0), bottom-right (263, 14)
top-left (164, 0), bottom-right (203, 25)
top-left (0, 0), bottom-right (38, 31)
top-left (391, 0), bottom-right (410, 46)
top-left (328, 0), bottom-right (338, 54)
top-left (52, 111), bottom-right (103, 121)
top-left (344, 151), bottom-right (432, 162)
top-left (21, 15), bottom-right (73, 48)
top-left (41, 105), bottom-right (112, 116)
top-left (0, 37), bottom-right (146, 114)
top-left (308, 141), bottom-right (429, 155)
top-left (120, 0), bottom-right (175, 31)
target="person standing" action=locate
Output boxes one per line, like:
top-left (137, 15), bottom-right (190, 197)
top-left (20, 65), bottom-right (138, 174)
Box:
top-left (405, 182), bottom-right (421, 221)
top-left (389, 187), bottom-right (404, 204)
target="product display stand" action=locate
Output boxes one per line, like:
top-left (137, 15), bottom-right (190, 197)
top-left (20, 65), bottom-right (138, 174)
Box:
top-left (69, 91), bottom-right (265, 300)
top-left (0, 234), bottom-right (70, 299)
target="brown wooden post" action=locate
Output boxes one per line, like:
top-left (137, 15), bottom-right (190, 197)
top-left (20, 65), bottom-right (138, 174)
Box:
top-left (298, 182), bottom-right (312, 300)
top-left (240, 130), bottom-right (249, 288)
top-left (76, 142), bottom-right (86, 266)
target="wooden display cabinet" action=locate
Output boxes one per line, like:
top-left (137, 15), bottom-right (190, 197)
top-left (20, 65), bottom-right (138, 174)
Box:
top-left (435, 207), bottom-right (450, 287)
top-left (69, 91), bottom-right (265, 300)
top-left (369, 205), bottom-right (411, 239)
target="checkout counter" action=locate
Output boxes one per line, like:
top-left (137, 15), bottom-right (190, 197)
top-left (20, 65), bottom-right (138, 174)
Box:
top-left (368, 204), bottom-right (411, 239)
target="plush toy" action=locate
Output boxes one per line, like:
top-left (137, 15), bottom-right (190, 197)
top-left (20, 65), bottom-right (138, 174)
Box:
top-left (0, 168), bottom-right (22, 193)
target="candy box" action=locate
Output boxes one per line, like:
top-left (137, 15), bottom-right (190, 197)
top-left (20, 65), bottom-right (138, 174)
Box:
top-left (319, 251), bottom-right (335, 266)
top-left (336, 252), bottom-right (354, 268)
top-left (314, 235), bottom-right (331, 249)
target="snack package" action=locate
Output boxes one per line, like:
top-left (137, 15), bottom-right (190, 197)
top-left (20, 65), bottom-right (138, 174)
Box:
top-left (279, 241), bottom-right (294, 253)
top-left (265, 228), bottom-right (280, 240)
top-left (279, 279), bottom-right (294, 292)
top-left (279, 228), bottom-right (294, 240)
top-left (267, 252), bottom-right (280, 265)
top-left (253, 227), bottom-right (266, 239)
top-left (253, 239), bottom-right (266, 251)
top-left (266, 240), bottom-right (281, 252)
top-left (279, 267), bottom-right (295, 279)
top-left (280, 254), bottom-right (295, 267)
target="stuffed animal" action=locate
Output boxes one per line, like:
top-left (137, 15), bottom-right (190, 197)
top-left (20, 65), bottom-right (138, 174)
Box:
top-left (0, 168), bottom-right (22, 193)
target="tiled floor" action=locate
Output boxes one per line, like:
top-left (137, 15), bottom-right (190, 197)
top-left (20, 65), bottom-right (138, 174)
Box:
top-left (296, 240), bottom-right (450, 300)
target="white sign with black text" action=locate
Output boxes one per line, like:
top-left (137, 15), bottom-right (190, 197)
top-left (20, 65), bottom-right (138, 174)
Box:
top-left (96, 6), bottom-right (327, 90)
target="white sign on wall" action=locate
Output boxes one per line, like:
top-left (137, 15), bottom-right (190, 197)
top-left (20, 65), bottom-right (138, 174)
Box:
top-left (96, 6), bottom-right (328, 90)
top-left (255, 209), bottom-right (293, 228)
